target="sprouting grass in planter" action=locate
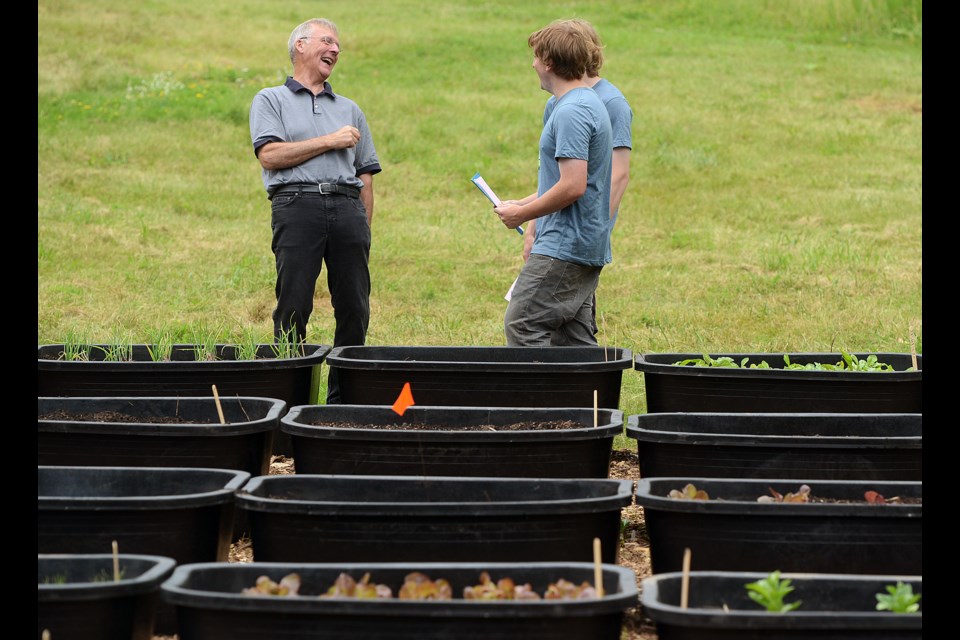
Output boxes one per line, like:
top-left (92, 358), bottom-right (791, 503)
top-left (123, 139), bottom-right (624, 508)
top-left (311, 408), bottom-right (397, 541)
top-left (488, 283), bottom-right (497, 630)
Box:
top-left (96, 331), bottom-right (133, 362)
top-left (270, 326), bottom-right (305, 359)
top-left (59, 330), bottom-right (92, 361)
top-left (234, 326), bottom-right (269, 361)
top-left (745, 571), bottom-right (802, 613)
top-left (875, 581), bottom-right (921, 613)
top-left (144, 327), bottom-right (175, 361)
top-left (90, 567), bottom-right (126, 582)
top-left (40, 574), bottom-right (68, 585)
top-left (187, 324), bottom-right (222, 361)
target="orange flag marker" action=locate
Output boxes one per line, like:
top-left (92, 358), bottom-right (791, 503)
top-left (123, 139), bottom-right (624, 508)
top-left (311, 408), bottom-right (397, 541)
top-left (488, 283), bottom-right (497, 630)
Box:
top-left (392, 382), bottom-right (415, 415)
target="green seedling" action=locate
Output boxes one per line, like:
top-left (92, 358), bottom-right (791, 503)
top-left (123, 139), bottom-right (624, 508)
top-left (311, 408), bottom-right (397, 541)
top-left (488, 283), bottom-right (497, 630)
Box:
top-left (270, 326), bottom-right (305, 359)
top-left (59, 332), bottom-right (92, 361)
top-left (144, 328), bottom-right (174, 362)
top-left (876, 581), bottom-right (920, 613)
top-left (674, 353), bottom-right (903, 372)
top-left (745, 571), bottom-right (802, 612)
top-left (41, 574), bottom-right (68, 585)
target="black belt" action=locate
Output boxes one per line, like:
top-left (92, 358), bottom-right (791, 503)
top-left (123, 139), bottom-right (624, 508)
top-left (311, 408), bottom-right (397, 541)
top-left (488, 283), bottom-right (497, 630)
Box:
top-left (270, 183), bottom-right (360, 199)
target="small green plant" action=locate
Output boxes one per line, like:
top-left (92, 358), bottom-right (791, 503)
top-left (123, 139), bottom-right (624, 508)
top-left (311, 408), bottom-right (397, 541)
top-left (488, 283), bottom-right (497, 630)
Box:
top-left (875, 581), bottom-right (920, 613)
top-left (745, 571), bottom-right (802, 612)
top-left (674, 352), bottom-right (904, 372)
top-left (234, 326), bottom-right (268, 361)
top-left (41, 574), bottom-right (68, 585)
top-left (270, 326), bottom-right (305, 359)
top-left (91, 567), bottom-right (126, 582)
top-left (59, 330), bottom-right (92, 361)
top-left (144, 328), bottom-right (174, 362)
top-left (187, 324), bottom-right (222, 361)
top-left (96, 330), bottom-right (134, 362)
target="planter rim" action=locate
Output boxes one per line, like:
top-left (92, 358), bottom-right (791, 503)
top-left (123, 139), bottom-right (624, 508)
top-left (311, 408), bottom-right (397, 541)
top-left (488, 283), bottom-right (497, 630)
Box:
top-left (635, 352), bottom-right (922, 381)
top-left (282, 405), bottom-right (624, 442)
top-left (38, 396), bottom-right (287, 436)
top-left (635, 477), bottom-right (922, 517)
top-left (37, 343), bottom-right (330, 372)
top-left (625, 412), bottom-right (922, 448)
top-left (161, 561), bottom-right (638, 615)
top-left (326, 345), bottom-right (633, 372)
top-left (38, 553), bottom-right (177, 601)
top-left (237, 475), bottom-right (633, 516)
top-left (640, 571), bottom-right (922, 630)
top-left (38, 465), bottom-right (250, 510)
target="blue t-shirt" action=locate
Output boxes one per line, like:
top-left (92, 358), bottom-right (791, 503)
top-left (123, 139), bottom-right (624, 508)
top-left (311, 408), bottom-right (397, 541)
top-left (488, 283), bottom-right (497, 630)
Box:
top-left (532, 87), bottom-right (613, 267)
top-left (543, 79), bottom-right (632, 263)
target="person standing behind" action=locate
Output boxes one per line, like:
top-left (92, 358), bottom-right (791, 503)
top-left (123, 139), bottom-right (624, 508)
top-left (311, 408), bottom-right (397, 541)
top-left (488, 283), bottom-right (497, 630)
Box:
top-left (526, 18), bottom-right (632, 334)
top-left (249, 18), bottom-right (381, 402)
top-left (495, 20), bottom-right (613, 346)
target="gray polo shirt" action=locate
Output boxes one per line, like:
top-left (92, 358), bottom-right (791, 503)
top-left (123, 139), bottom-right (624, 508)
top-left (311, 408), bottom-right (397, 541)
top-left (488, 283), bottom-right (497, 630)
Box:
top-left (250, 77), bottom-right (381, 195)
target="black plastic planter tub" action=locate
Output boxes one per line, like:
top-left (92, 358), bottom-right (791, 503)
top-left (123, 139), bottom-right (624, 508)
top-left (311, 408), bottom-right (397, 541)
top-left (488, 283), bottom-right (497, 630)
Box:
top-left (38, 465), bottom-right (250, 634)
top-left (39, 553), bottom-right (176, 640)
top-left (635, 477), bottom-right (921, 575)
top-left (641, 571), bottom-right (921, 640)
top-left (634, 352), bottom-right (922, 413)
top-left (325, 345), bottom-right (632, 408)
top-left (626, 412), bottom-right (922, 481)
top-left (37, 343), bottom-right (330, 455)
top-left (237, 475), bottom-right (632, 563)
top-left (283, 405), bottom-right (623, 477)
top-left (162, 561), bottom-right (638, 640)
top-left (38, 396), bottom-right (286, 476)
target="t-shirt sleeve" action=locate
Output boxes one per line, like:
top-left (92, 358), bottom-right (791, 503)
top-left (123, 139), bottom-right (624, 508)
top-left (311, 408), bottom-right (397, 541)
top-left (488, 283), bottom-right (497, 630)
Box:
top-left (552, 102), bottom-right (594, 161)
top-left (607, 96), bottom-right (633, 149)
top-left (249, 90), bottom-right (286, 156)
top-left (353, 106), bottom-right (381, 176)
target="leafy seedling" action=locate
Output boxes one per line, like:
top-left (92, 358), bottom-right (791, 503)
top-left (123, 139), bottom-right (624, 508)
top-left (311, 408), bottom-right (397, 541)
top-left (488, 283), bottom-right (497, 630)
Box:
top-left (668, 483), bottom-right (710, 500)
top-left (757, 484), bottom-right (810, 503)
top-left (745, 571), bottom-right (802, 612)
top-left (875, 581), bottom-right (921, 613)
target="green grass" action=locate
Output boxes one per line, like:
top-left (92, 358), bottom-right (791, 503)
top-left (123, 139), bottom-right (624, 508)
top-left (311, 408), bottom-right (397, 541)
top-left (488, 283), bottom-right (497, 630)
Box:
top-left (38, 0), bottom-right (922, 420)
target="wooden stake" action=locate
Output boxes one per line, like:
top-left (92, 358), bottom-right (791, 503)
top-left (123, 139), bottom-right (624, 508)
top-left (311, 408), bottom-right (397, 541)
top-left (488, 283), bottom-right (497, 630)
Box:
top-left (593, 537), bottom-right (605, 597)
top-left (909, 325), bottom-right (918, 370)
top-left (212, 384), bottom-right (226, 425)
top-left (42, 631), bottom-right (51, 640)
top-left (112, 540), bottom-right (120, 582)
top-left (593, 390), bottom-right (598, 428)
top-left (680, 547), bottom-right (691, 609)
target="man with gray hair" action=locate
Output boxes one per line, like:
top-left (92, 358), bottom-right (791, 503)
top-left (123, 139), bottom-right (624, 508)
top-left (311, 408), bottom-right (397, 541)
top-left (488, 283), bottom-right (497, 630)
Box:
top-left (250, 18), bottom-right (380, 402)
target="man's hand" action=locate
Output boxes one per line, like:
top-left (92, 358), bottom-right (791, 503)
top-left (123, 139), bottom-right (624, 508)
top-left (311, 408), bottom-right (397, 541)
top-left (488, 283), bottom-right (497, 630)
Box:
top-left (494, 202), bottom-right (525, 230)
top-left (326, 126), bottom-right (361, 149)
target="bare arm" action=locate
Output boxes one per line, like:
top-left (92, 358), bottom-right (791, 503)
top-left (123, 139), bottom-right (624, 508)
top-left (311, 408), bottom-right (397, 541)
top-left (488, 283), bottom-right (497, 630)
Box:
top-left (359, 173), bottom-right (374, 226)
top-left (256, 126), bottom-right (361, 171)
top-left (610, 147), bottom-right (631, 220)
top-left (495, 158), bottom-right (587, 229)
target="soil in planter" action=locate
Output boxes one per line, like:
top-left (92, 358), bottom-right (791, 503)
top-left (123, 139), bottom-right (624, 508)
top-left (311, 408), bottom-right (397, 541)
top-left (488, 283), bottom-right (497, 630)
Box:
top-left (39, 410), bottom-right (219, 424)
top-left (308, 420), bottom-right (583, 431)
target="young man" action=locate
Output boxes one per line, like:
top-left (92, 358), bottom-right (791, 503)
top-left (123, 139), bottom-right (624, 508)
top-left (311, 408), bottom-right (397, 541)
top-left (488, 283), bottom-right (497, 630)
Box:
top-left (530, 18), bottom-right (633, 334)
top-left (495, 20), bottom-right (613, 346)
top-left (249, 18), bottom-right (381, 402)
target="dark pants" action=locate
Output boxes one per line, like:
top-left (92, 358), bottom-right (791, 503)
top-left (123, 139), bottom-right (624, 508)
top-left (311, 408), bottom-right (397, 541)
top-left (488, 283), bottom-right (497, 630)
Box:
top-left (270, 191), bottom-right (371, 403)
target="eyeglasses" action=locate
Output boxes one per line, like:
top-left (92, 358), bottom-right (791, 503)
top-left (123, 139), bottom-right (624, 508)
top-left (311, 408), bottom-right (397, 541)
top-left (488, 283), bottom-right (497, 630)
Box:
top-left (299, 35), bottom-right (342, 51)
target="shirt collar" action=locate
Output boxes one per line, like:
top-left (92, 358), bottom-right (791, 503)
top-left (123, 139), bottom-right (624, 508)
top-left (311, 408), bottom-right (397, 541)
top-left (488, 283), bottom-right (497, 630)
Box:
top-left (284, 76), bottom-right (337, 99)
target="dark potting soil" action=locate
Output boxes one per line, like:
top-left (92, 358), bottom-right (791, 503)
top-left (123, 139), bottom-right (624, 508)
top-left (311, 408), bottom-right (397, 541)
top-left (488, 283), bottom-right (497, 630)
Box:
top-left (38, 410), bottom-right (218, 424)
top-left (307, 420), bottom-right (585, 432)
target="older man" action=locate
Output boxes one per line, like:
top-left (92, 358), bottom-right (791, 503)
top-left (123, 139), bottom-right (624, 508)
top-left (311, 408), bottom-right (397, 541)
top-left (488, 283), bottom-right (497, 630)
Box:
top-left (250, 18), bottom-right (380, 402)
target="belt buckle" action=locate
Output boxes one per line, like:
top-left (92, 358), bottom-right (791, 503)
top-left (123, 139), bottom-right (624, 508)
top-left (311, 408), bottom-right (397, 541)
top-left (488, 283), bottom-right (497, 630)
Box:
top-left (318, 182), bottom-right (334, 195)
